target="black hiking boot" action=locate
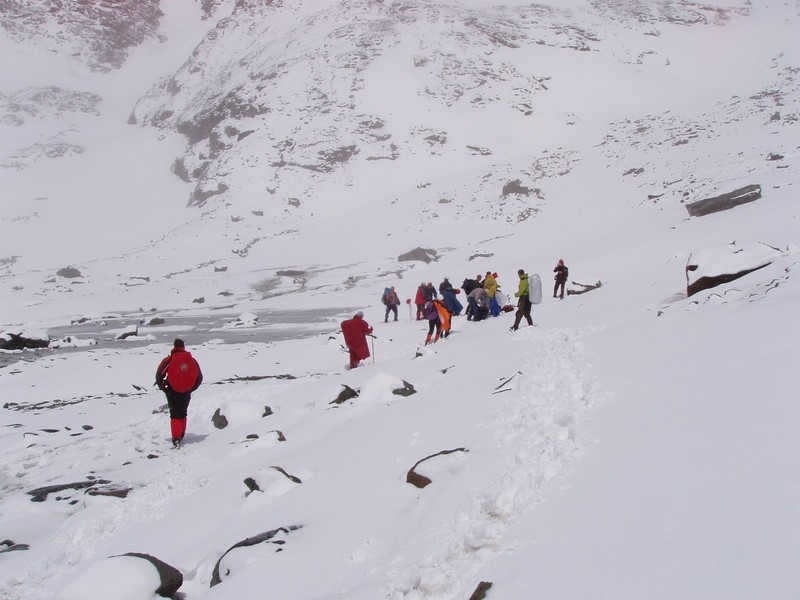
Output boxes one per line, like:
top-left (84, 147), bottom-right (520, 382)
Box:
top-left (172, 438), bottom-right (181, 449)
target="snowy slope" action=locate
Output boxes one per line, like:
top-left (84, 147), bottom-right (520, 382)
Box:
top-left (1, 0), bottom-right (800, 598)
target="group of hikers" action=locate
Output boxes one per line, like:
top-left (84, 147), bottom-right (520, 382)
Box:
top-left (153, 261), bottom-right (568, 446)
top-left (343, 259), bottom-right (570, 368)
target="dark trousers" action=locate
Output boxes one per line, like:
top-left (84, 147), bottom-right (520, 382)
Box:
top-left (554, 279), bottom-right (565, 299)
top-left (512, 296), bottom-right (533, 329)
top-left (165, 389), bottom-right (192, 419)
top-left (385, 304), bottom-right (398, 321)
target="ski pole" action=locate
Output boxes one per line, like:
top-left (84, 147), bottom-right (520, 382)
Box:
top-left (369, 334), bottom-right (376, 364)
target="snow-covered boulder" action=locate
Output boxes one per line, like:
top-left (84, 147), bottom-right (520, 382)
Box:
top-left (686, 242), bottom-right (783, 297)
top-left (222, 312), bottom-right (259, 328)
top-left (54, 553), bottom-right (182, 600)
top-left (0, 328), bottom-right (50, 350)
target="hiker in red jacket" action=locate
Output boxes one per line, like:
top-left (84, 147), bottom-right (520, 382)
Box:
top-left (155, 339), bottom-right (203, 448)
top-left (341, 311), bottom-right (373, 369)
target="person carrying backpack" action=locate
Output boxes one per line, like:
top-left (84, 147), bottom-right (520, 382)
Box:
top-left (382, 286), bottom-right (400, 322)
top-left (553, 259), bottom-right (569, 299)
top-left (155, 339), bottom-right (203, 448)
top-left (424, 300), bottom-right (442, 345)
top-left (510, 269), bottom-right (541, 330)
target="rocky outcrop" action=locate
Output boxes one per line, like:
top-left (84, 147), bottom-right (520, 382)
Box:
top-left (0, 0), bottom-right (163, 72)
top-left (210, 526), bottom-right (303, 587)
top-left (398, 248), bottom-right (439, 264)
top-left (685, 184), bottom-right (761, 217)
top-left (119, 553), bottom-right (183, 598)
top-left (406, 448), bottom-right (468, 489)
top-left (685, 242), bottom-right (782, 297)
top-left (0, 331), bottom-right (50, 351)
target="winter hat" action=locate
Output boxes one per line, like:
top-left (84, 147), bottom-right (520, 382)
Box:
top-left (173, 338), bottom-right (185, 348)
top-left (355, 311), bottom-right (364, 318)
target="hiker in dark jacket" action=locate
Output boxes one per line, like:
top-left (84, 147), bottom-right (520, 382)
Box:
top-left (155, 338), bottom-right (203, 448)
top-left (383, 286), bottom-right (400, 322)
top-left (423, 282), bottom-right (437, 302)
top-left (553, 259), bottom-right (568, 299)
top-left (438, 277), bottom-right (463, 316)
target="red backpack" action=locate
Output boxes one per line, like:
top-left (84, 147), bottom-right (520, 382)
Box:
top-left (166, 351), bottom-right (199, 393)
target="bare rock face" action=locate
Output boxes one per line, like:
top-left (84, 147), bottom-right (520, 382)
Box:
top-left (0, 0), bottom-right (162, 72)
top-left (398, 248), bottom-right (439, 264)
top-left (210, 526), bottom-right (302, 587)
top-left (685, 242), bottom-right (782, 297)
top-left (119, 553), bottom-right (183, 598)
top-left (685, 184), bottom-right (761, 217)
top-left (128, 1), bottom-right (596, 212)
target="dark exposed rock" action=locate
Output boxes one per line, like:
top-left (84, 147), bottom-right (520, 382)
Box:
top-left (685, 184), bottom-right (761, 217)
top-left (271, 466), bottom-right (302, 484)
top-left (392, 381), bottom-right (416, 396)
top-left (0, 332), bottom-right (50, 351)
top-left (0, 539), bottom-right (30, 554)
top-left (119, 552), bottom-right (183, 598)
top-left (501, 179), bottom-right (532, 196)
top-left (686, 264), bottom-right (768, 297)
top-left (211, 408), bottom-right (229, 429)
top-left (28, 479), bottom-right (111, 502)
top-left (685, 242), bottom-right (781, 297)
top-left (56, 266), bottom-right (82, 278)
top-left (86, 484), bottom-right (132, 499)
top-left (567, 280), bottom-right (603, 296)
top-left (398, 247), bottom-right (439, 264)
top-left (210, 526), bottom-right (303, 587)
top-left (190, 182), bottom-right (229, 206)
top-left (212, 374), bottom-right (296, 385)
top-left (469, 581), bottom-right (493, 600)
top-left (243, 477), bottom-right (261, 493)
top-left (0, 0), bottom-right (163, 72)
top-left (114, 325), bottom-right (138, 340)
top-left (331, 384), bottom-right (359, 405)
top-left (406, 448), bottom-right (468, 489)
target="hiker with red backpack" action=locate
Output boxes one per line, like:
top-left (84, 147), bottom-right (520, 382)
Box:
top-left (155, 339), bottom-right (203, 448)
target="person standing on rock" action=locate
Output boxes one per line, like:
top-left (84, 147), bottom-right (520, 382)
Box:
top-left (341, 311), bottom-right (374, 369)
top-left (155, 339), bottom-right (203, 449)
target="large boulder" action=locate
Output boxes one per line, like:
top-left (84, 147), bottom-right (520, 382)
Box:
top-left (0, 329), bottom-right (50, 350)
top-left (685, 184), bottom-right (761, 217)
top-left (54, 553), bottom-right (182, 600)
top-left (686, 242), bottom-right (782, 296)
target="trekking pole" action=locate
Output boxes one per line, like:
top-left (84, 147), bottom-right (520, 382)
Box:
top-left (369, 334), bottom-right (376, 364)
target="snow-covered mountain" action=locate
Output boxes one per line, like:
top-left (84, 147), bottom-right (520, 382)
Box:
top-left (1, 1), bottom-right (799, 598)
